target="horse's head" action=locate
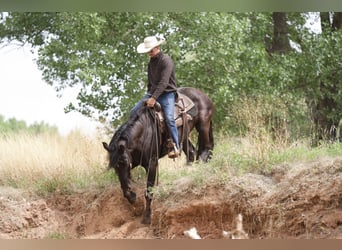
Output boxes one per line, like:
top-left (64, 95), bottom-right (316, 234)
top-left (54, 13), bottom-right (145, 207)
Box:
top-left (102, 106), bottom-right (158, 206)
top-left (102, 140), bottom-right (130, 169)
top-left (102, 139), bottom-right (136, 204)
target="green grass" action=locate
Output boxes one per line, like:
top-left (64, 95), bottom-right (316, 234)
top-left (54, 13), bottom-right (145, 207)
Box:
top-left (45, 232), bottom-right (70, 239)
top-left (209, 136), bottom-right (342, 174)
top-left (33, 169), bottom-right (119, 196)
top-left (154, 138), bottom-right (342, 201)
top-left (268, 141), bottom-right (342, 166)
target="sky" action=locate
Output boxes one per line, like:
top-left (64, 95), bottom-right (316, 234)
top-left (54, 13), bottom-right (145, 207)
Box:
top-left (0, 44), bottom-right (101, 136)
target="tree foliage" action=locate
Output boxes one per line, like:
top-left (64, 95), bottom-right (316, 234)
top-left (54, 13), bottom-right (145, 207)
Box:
top-left (0, 115), bottom-right (58, 135)
top-left (1, 12), bottom-right (341, 143)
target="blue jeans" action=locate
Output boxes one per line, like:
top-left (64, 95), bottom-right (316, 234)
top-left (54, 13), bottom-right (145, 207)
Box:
top-left (131, 92), bottom-right (179, 149)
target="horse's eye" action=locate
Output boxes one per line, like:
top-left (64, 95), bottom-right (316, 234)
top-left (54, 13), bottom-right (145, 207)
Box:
top-left (118, 158), bottom-right (128, 165)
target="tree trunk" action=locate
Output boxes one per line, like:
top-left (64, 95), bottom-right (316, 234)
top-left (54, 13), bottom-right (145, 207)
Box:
top-left (320, 12), bottom-right (331, 32)
top-left (271, 12), bottom-right (291, 54)
top-left (332, 12), bottom-right (342, 31)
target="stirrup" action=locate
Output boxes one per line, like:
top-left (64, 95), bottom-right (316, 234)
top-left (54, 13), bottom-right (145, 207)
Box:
top-left (168, 143), bottom-right (179, 158)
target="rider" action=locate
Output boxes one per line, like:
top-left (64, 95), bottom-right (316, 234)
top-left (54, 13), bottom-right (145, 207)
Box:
top-left (131, 36), bottom-right (179, 158)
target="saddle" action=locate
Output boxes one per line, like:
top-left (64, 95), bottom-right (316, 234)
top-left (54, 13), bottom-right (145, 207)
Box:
top-left (155, 92), bottom-right (198, 132)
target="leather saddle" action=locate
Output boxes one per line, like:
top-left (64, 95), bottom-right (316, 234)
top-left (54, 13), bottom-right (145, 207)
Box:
top-left (155, 92), bottom-right (198, 132)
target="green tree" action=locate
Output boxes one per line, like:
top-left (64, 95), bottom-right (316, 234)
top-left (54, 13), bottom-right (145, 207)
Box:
top-left (0, 115), bottom-right (58, 135)
top-left (1, 12), bottom-right (341, 143)
top-left (1, 12), bottom-right (175, 126)
top-left (28, 121), bottom-right (58, 135)
top-left (2, 13), bottom-right (279, 129)
top-left (293, 12), bottom-right (342, 144)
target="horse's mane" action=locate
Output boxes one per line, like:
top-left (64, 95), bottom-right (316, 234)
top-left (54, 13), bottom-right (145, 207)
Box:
top-left (108, 105), bottom-right (155, 150)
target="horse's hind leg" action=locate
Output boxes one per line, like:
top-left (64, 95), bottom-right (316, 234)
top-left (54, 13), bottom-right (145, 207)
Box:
top-left (196, 120), bottom-right (214, 162)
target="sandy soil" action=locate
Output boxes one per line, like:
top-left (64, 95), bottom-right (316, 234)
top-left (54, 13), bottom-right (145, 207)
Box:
top-left (0, 156), bottom-right (341, 239)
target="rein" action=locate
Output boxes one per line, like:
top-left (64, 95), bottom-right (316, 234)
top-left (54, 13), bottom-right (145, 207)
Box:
top-left (145, 107), bottom-right (161, 186)
top-left (140, 103), bottom-right (190, 187)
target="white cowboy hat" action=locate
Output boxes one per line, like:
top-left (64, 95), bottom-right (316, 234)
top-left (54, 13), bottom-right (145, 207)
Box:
top-left (137, 36), bottom-right (165, 53)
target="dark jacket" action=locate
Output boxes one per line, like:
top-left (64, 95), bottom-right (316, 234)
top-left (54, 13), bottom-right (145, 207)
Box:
top-left (147, 52), bottom-right (177, 100)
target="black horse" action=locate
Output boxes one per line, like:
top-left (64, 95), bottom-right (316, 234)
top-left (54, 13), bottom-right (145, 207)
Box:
top-left (102, 87), bottom-right (214, 224)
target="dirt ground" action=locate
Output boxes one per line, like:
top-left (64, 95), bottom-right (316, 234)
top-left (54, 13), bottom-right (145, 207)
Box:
top-left (0, 156), bottom-right (341, 239)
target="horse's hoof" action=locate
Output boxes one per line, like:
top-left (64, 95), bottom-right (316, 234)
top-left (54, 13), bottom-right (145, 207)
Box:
top-left (126, 191), bottom-right (137, 204)
top-left (141, 217), bottom-right (151, 225)
top-left (185, 161), bottom-right (193, 166)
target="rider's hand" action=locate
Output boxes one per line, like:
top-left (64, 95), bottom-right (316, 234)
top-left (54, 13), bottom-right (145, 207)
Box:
top-left (146, 97), bottom-right (156, 107)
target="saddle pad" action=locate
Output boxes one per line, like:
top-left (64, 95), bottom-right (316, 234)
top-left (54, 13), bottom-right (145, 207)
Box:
top-left (156, 92), bottom-right (198, 128)
top-left (174, 93), bottom-right (197, 119)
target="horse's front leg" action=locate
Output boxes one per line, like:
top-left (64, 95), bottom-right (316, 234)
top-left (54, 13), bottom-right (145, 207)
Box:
top-left (142, 158), bottom-right (158, 224)
top-left (142, 188), bottom-right (153, 225)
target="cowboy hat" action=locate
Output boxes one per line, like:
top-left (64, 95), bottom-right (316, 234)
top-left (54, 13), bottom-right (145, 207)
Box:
top-left (137, 36), bottom-right (165, 53)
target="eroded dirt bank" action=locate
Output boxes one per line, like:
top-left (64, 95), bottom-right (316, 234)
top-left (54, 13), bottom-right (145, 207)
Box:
top-left (0, 157), bottom-right (341, 239)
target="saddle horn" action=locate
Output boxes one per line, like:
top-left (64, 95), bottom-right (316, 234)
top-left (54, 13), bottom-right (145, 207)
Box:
top-left (153, 102), bottom-right (162, 112)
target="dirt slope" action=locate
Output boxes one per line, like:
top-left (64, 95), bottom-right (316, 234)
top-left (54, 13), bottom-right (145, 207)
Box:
top-left (0, 156), bottom-right (341, 239)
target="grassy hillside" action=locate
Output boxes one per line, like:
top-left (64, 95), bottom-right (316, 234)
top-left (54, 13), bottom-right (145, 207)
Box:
top-left (0, 129), bottom-right (341, 197)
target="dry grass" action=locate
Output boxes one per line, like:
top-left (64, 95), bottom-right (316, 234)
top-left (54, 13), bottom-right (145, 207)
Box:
top-left (0, 130), bottom-right (109, 194)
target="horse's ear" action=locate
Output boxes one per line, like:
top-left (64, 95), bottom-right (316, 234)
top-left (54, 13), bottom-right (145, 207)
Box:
top-left (102, 142), bottom-right (110, 152)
